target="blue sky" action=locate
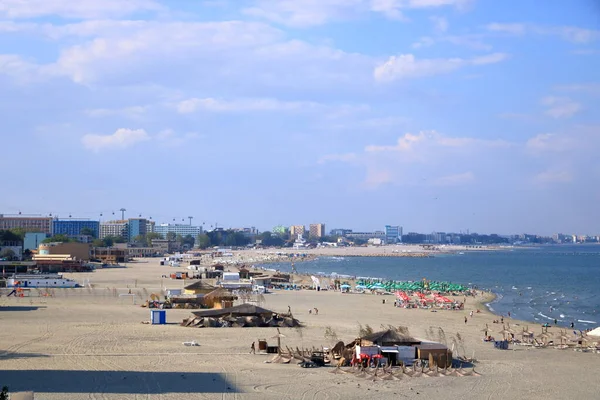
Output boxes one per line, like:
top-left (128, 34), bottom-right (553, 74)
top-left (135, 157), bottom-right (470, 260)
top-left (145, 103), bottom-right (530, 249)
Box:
top-left (1, 0), bottom-right (599, 235)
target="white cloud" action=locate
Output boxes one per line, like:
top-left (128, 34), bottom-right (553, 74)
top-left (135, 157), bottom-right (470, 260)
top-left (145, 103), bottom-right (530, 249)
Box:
top-left (430, 16), bottom-right (448, 33)
top-left (0, 54), bottom-right (45, 82)
top-left (487, 23), bottom-right (600, 44)
top-left (176, 97), bottom-right (320, 113)
top-left (41, 21), bottom-right (281, 83)
top-left (322, 130), bottom-right (513, 188)
top-left (0, 0), bottom-right (162, 19)
top-left (85, 106), bottom-right (147, 119)
top-left (243, 0), bottom-right (471, 27)
top-left (81, 128), bottom-right (150, 152)
top-left (412, 34), bottom-right (491, 50)
top-left (373, 52), bottom-right (508, 81)
top-left (541, 96), bottom-right (581, 119)
top-left (486, 23), bottom-right (526, 35)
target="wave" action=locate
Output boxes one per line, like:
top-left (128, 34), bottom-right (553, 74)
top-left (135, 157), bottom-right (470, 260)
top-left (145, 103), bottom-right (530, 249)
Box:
top-left (537, 312), bottom-right (554, 321)
top-left (578, 320), bottom-right (597, 324)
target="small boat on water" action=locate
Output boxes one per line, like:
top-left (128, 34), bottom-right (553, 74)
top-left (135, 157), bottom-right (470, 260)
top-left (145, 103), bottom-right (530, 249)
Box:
top-left (6, 273), bottom-right (79, 288)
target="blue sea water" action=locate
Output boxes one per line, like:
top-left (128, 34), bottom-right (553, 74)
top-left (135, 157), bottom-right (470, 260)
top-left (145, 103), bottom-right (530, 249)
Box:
top-left (261, 245), bottom-right (600, 329)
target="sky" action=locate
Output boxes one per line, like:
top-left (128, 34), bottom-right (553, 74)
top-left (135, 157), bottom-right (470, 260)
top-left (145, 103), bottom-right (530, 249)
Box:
top-left (1, 0), bottom-right (599, 235)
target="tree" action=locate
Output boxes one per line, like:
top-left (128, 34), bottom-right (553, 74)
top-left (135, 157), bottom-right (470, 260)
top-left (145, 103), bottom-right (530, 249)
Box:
top-left (175, 234), bottom-right (184, 244)
top-left (133, 234), bottom-right (146, 244)
top-left (92, 239), bottom-right (105, 247)
top-left (101, 235), bottom-right (126, 246)
top-left (258, 231), bottom-right (284, 247)
top-left (42, 234), bottom-right (72, 243)
top-left (113, 236), bottom-right (126, 244)
top-left (0, 248), bottom-right (16, 260)
top-left (181, 234), bottom-right (195, 248)
top-left (196, 233), bottom-right (211, 249)
top-left (145, 232), bottom-right (162, 246)
top-left (166, 232), bottom-right (177, 241)
top-left (0, 230), bottom-right (22, 243)
top-left (80, 227), bottom-right (96, 238)
top-left (9, 227), bottom-right (26, 240)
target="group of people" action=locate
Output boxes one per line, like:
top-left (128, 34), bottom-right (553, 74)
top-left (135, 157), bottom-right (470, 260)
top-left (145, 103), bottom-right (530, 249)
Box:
top-left (308, 307), bottom-right (319, 315)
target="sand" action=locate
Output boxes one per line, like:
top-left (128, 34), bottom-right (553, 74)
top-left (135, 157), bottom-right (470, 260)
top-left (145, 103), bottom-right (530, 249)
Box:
top-left (0, 259), bottom-right (598, 399)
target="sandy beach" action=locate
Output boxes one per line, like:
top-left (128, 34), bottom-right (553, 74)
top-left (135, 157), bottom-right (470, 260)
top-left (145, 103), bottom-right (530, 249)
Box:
top-left (1, 259), bottom-right (598, 399)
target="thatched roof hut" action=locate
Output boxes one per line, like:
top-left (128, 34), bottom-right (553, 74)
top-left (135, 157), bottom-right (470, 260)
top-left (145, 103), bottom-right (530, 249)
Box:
top-left (360, 329), bottom-right (421, 346)
top-left (183, 280), bottom-right (216, 295)
top-left (192, 304), bottom-right (275, 319)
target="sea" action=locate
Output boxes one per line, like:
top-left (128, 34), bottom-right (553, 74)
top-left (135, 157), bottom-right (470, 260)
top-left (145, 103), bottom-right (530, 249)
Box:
top-left (260, 245), bottom-right (600, 329)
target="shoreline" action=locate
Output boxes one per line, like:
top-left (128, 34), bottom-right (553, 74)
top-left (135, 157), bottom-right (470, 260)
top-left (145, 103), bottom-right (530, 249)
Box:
top-left (252, 257), bottom-right (576, 331)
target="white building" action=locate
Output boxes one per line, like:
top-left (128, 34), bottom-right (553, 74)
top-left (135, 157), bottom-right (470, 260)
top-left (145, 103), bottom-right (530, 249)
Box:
top-left (100, 221), bottom-right (128, 240)
top-left (154, 224), bottom-right (203, 238)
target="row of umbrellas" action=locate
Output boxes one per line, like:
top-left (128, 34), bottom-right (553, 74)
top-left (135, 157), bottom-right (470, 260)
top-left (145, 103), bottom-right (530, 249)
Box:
top-left (354, 280), bottom-right (468, 292)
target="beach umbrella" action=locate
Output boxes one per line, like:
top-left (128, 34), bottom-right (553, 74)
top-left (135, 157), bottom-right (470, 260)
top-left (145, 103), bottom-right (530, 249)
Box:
top-left (558, 331), bottom-right (569, 346)
top-left (498, 325), bottom-right (512, 340)
top-left (271, 328), bottom-right (286, 354)
top-left (536, 332), bottom-right (550, 344)
top-left (481, 324), bottom-right (490, 336)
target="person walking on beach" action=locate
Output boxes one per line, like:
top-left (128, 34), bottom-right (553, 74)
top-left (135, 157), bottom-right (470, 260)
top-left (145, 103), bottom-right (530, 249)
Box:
top-left (464, 316), bottom-right (468, 324)
top-left (554, 318), bottom-right (557, 325)
top-left (469, 311), bottom-right (473, 318)
top-left (508, 311), bottom-right (511, 318)
top-left (314, 308), bottom-right (319, 315)
top-left (250, 342), bottom-right (256, 354)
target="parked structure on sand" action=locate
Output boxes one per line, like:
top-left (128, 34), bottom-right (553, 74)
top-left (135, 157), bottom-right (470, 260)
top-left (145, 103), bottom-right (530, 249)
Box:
top-left (180, 304), bottom-right (302, 328)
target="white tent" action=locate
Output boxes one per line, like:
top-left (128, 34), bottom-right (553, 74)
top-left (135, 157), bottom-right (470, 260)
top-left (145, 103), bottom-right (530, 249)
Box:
top-left (587, 327), bottom-right (600, 337)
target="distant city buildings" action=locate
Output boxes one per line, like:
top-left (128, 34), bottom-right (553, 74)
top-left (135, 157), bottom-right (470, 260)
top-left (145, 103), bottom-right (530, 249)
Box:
top-left (309, 223), bottom-right (326, 239)
top-left (154, 223), bottom-right (203, 239)
top-left (272, 225), bottom-right (288, 235)
top-left (346, 231), bottom-right (385, 241)
top-left (384, 225), bottom-right (403, 243)
top-left (52, 219), bottom-right (100, 238)
top-left (24, 232), bottom-right (48, 251)
top-left (0, 215), bottom-right (52, 234)
top-left (289, 225), bottom-right (305, 238)
top-left (127, 218), bottom-right (148, 241)
top-left (100, 220), bottom-right (128, 240)
top-left (330, 228), bottom-right (352, 237)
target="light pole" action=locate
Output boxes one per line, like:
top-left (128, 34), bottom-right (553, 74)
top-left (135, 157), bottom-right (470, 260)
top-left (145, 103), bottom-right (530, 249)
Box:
top-left (120, 208), bottom-right (126, 220)
top-left (188, 216), bottom-right (193, 226)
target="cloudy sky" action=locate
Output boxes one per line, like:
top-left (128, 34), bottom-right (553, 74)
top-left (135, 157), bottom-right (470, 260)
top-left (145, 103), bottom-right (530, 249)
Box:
top-left (1, 0), bottom-right (599, 235)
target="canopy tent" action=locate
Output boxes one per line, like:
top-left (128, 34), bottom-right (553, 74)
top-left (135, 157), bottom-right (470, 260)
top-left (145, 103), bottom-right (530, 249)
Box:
top-left (587, 327), bottom-right (600, 338)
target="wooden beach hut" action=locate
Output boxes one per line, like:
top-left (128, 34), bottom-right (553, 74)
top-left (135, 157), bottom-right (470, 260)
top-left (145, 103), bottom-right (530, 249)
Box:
top-left (203, 287), bottom-right (238, 309)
